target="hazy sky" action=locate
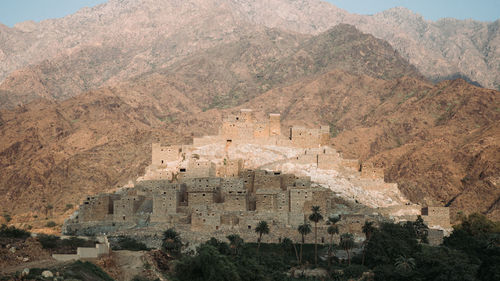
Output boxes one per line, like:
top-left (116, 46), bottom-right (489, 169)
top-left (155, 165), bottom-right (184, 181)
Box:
top-left (0, 0), bottom-right (498, 27)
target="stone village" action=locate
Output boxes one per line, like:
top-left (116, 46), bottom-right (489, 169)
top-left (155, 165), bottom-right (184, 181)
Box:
top-left (63, 109), bottom-right (451, 246)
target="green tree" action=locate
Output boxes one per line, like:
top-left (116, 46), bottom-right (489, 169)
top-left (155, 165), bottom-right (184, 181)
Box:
top-left (394, 255), bottom-right (416, 272)
top-left (413, 215), bottom-right (429, 243)
top-left (174, 244), bottom-right (240, 281)
top-left (340, 233), bottom-right (355, 265)
top-left (162, 228), bottom-right (182, 257)
top-left (362, 221), bottom-right (376, 265)
top-left (297, 223), bottom-right (311, 265)
top-left (327, 216), bottom-right (340, 266)
top-left (414, 246), bottom-right (480, 281)
top-left (282, 237), bottom-right (300, 262)
top-left (364, 222), bottom-right (420, 267)
top-left (308, 206), bottom-right (323, 266)
top-left (255, 220), bottom-right (270, 254)
top-left (227, 234), bottom-right (244, 256)
top-left (46, 204), bottom-right (53, 217)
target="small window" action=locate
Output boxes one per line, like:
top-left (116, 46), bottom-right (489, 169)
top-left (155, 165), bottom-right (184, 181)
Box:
top-left (248, 225), bottom-right (251, 229)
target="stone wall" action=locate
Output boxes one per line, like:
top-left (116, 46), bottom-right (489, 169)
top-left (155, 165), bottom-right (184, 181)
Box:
top-left (217, 159), bottom-right (243, 178)
top-left (254, 170), bottom-right (282, 190)
top-left (152, 143), bottom-right (183, 166)
top-left (183, 159), bottom-right (216, 178)
top-left (421, 207), bottom-right (451, 229)
top-left (151, 189), bottom-right (179, 222)
top-left (78, 194), bottom-right (116, 223)
top-left (113, 195), bottom-right (145, 222)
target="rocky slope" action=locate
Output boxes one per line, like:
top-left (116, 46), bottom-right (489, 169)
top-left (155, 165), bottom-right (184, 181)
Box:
top-left (0, 0), bottom-right (498, 106)
top-left (1, 71), bottom-right (498, 228)
top-left (0, 0), bottom-right (498, 229)
top-left (0, 77), bottom-right (206, 229)
top-left (0, 23), bottom-right (421, 109)
top-left (234, 71), bottom-right (500, 220)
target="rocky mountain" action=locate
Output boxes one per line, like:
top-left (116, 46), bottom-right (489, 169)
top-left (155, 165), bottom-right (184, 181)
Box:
top-left (0, 0), bottom-right (498, 109)
top-left (0, 0), bottom-right (498, 229)
top-left (235, 71), bottom-right (500, 220)
top-left (0, 76), bottom-right (205, 227)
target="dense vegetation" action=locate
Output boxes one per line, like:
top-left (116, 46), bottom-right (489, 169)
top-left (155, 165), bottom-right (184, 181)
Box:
top-left (111, 236), bottom-right (149, 251)
top-left (37, 234), bottom-right (95, 253)
top-left (165, 212), bottom-right (499, 281)
top-left (0, 224), bottom-right (31, 239)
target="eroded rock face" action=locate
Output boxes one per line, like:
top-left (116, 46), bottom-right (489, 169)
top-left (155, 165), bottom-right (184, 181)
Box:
top-left (0, 0), bottom-right (498, 108)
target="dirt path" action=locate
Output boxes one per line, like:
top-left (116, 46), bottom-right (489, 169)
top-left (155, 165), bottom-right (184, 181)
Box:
top-left (113, 250), bottom-right (147, 281)
top-left (0, 258), bottom-right (69, 275)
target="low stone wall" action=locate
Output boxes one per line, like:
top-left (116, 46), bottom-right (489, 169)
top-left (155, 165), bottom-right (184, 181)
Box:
top-left (52, 236), bottom-right (110, 261)
top-left (52, 254), bottom-right (79, 262)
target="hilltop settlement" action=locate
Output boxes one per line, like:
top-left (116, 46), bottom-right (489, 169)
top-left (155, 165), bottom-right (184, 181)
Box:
top-left (64, 109), bottom-right (451, 247)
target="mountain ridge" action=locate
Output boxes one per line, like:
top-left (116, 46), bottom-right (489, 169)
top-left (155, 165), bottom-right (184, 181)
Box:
top-left (0, 0), bottom-right (498, 99)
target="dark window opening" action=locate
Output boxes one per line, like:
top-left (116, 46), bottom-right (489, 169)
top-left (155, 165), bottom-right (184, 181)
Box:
top-left (180, 168), bottom-right (186, 172)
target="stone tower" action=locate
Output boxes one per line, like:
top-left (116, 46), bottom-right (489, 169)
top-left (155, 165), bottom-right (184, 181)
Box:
top-left (269, 113), bottom-right (281, 136)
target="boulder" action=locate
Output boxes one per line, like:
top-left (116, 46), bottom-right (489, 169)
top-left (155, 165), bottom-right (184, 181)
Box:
top-left (21, 268), bottom-right (30, 277)
top-left (9, 246), bottom-right (16, 253)
top-left (41, 270), bottom-right (53, 278)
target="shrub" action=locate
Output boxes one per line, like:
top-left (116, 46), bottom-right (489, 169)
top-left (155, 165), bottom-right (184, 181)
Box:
top-left (343, 264), bottom-right (369, 279)
top-left (64, 204), bottom-right (74, 211)
top-left (46, 221), bottom-right (57, 228)
top-left (0, 224), bottom-right (31, 239)
top-left (2, 213), bottom-right (11, 222)
top-left (38, 234), bottom-right (59, 249)
top-left (113, 236), bottom-right (149, 251)
top-left (62, 261), bottom-right (114, 281)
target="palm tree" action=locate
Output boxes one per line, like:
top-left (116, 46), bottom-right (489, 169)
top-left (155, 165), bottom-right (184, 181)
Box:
top-left (255, 220), bottom-right (270, 254)
top-left (395, 255), bottom-right (416, 272)
top-left (162, 228), bottom-right (182, 257)
top-left (282, 237), bottom-right (300, 262)
top-left (340, 233), bottom-right (354, 265)
top-left (326, 215), bottom-right (340, 266)
top-left (308, 206), bottom-right (323, 266)
top-left (227, 234), bottom-right (244, 256)
top-left (361, 221), bottom-right (376, 265)
top-left (297, 223), bottom-right (312, 265)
